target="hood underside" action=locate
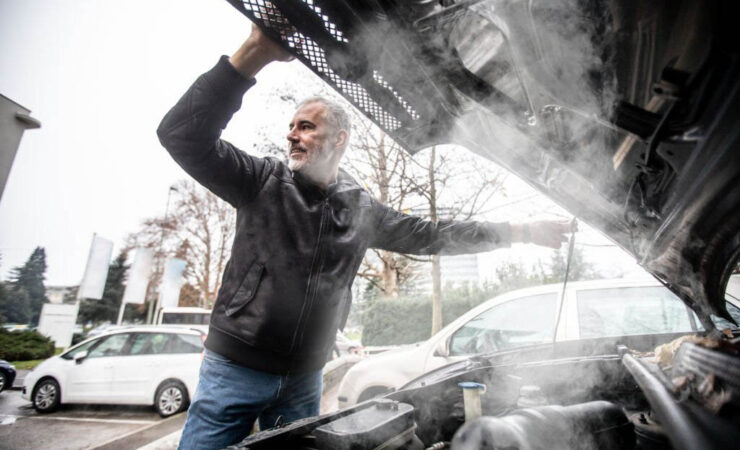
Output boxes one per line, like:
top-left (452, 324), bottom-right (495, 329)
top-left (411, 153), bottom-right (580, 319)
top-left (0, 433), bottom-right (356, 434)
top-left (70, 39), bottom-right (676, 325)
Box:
top-left (225, 0), bottom-right (740, 326)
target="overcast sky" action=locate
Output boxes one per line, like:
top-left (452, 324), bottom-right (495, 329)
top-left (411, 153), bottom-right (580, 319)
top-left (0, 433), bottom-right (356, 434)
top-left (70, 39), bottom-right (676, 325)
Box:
top-left (0, 0), bottom-right (645, 286)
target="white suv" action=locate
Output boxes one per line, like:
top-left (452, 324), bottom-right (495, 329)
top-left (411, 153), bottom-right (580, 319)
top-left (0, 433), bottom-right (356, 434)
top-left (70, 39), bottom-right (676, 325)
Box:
top-left (22, 326), bottom-right (205, 417)
top-left (338, 278), bottom-right (740, 408)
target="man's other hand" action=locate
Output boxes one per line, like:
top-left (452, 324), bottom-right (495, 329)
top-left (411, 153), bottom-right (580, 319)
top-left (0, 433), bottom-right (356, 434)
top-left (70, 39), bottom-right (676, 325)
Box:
top-left (229, 22), bottom-right (295, 78)
top-left (512, 220), bottom-right (575, 249)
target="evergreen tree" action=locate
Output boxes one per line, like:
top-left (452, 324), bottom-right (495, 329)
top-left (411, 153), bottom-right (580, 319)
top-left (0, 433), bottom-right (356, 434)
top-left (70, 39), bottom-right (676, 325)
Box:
top-left (544, 246), bottom-right (600, 283)
top-left (0, 282), bottom-right (23, 323)
top-left (495, 261), bottom-right (547, 293)
top-left (4, 247), bottom-right (49, 325)
top-left (78, 250), bottom-right (129, 325)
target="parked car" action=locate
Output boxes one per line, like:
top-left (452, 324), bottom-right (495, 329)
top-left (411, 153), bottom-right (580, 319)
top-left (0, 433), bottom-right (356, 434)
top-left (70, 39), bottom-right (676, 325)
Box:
top-left (22, 326), bottom-right (205, 417)
top-left (338, 278), bottom-right (740, 407)
top-left (0, 359), bottom-right (16, 394)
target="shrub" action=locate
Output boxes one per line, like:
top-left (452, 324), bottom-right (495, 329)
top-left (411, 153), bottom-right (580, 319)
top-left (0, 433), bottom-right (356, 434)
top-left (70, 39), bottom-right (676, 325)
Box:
top-left (0, 328), bottom-right (55, 361)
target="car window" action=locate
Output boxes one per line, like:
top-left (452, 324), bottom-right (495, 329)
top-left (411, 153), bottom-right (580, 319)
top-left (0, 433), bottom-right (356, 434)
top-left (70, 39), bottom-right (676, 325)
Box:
top-left (61, 338), bottom-right (100, 360)
top-left (129, 333), bottom-right (171, 355)
top-left (165, 333), bottom-right (204, 354)
top-left (87, 333), bottom-right (131, 358)
top-left (577, 286), bottom-right (693, 338)
top-left (449, 293), bottom-right (558, 356)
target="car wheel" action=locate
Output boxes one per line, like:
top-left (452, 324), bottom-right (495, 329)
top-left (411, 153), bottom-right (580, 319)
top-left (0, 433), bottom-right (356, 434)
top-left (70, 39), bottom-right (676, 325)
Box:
top-left (0, 371), bottom-right (7, 393)
top-left (155, 381), bottom-right (188, 417)
top-left (32, 378), bottom-right (61, 413)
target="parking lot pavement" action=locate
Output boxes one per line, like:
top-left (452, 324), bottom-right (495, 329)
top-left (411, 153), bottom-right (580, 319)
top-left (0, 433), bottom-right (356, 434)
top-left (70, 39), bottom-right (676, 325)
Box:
top-left (0, 365), bottom-right (345, 450)
top-left (0, 390), bottom-right (180, 450)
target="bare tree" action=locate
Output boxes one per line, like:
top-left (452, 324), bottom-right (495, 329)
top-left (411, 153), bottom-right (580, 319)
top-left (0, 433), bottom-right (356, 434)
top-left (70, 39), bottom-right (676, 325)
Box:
top-left (126, 180), bottom-right (235, 309)
top-left (407, 145), bottom-right (507, 334)
top-left (344, 114), bottom-right (420, 297)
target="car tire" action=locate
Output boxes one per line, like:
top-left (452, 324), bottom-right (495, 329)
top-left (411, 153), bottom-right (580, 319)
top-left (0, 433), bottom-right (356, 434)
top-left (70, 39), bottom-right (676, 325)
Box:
top-left (154, 381), bottom-right (188, 417)
top-left (32, 378), bottom-right (61, 413)
top-left (0, 371), bottom-right (7, 393)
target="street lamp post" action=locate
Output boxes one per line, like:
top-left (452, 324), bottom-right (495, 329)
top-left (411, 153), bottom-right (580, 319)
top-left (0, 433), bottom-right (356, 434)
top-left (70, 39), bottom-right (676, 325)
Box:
top-left (146, 185), bottom-right (178, 324)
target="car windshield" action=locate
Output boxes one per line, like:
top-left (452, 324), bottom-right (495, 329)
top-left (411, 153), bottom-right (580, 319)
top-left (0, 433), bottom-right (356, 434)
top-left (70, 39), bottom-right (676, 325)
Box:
top-left (449, 293), bottom-right (558, 356)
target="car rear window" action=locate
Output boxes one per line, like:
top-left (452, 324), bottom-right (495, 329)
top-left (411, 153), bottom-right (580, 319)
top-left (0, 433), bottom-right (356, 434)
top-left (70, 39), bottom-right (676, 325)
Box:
top-left (576, 286), bottom-right (693, 338)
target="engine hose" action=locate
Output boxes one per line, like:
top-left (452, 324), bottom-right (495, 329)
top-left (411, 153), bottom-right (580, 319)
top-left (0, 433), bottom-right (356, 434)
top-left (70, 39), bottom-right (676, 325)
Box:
top-left (451, 401), bottom-right (634, 450)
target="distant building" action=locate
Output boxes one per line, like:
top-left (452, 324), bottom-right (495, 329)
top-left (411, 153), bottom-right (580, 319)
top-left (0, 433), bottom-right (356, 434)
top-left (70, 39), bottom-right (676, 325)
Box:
top-left (408, 206), bottom-right (482, 293)
top-left (413, 254), bottom-right (481, 293)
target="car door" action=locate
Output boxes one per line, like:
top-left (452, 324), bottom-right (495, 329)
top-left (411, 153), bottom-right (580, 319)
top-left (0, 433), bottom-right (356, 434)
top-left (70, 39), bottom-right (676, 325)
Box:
top-left (425, 292), bottom-right (559, 372)
top-left (64, 333), bottom-right (132, 403)
top-left (111, 332), bottom-right (171, 404)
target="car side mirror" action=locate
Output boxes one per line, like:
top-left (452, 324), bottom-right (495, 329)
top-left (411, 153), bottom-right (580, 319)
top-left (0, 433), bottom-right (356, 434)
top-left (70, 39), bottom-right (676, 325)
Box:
top-left (74, 351), bottom-right (88, 364)
top-left (433, 339), bottom-right (449, 357)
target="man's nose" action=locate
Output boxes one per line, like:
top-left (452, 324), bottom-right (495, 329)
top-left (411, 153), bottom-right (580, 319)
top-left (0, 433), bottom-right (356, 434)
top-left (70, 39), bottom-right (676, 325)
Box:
top-left (287, 127), bottom-right (299, 142)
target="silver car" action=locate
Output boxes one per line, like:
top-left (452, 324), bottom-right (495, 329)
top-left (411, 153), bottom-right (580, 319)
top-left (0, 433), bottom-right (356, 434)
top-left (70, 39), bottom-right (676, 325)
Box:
top-left (338, 278), bottom-right (740, 407)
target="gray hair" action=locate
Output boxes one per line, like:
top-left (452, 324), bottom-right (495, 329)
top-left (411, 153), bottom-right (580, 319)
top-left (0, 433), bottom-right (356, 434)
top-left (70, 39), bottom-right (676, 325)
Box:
top-left (297, 96), bottom-right (352, 140)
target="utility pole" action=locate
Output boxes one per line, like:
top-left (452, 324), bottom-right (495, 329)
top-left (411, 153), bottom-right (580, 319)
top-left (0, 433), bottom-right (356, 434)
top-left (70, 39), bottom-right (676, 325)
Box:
top-left (146, 185), bottom-right (178, 324)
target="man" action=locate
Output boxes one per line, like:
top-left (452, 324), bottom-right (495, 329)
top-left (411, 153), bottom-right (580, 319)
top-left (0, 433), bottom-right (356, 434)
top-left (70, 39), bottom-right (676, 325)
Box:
top-left (158, 24), bottom-right (570, 450)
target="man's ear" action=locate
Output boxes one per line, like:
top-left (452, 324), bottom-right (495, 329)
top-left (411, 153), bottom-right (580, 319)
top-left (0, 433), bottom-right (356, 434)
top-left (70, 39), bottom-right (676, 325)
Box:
top-left (333, 130), bottom-right (349, 150)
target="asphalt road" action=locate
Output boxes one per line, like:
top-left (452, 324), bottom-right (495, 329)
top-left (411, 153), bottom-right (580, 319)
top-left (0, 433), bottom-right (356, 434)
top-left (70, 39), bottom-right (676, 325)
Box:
top-left (0, 389), bottom-right (185, 450)
top-left (0, 375), bottom-right (340, 450)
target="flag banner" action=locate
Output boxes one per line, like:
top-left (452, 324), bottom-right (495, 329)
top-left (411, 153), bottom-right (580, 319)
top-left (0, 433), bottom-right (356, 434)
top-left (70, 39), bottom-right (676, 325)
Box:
top-left (77, 234), bottom-right (113, 300)
top-left (122, 248), bottom-right (153, 305)
top-left (159, 257), bottom-right (187, 309)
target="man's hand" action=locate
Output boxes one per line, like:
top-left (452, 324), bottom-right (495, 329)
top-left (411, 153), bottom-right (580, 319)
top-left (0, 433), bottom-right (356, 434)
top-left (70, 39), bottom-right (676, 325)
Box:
top-left (511, 220), bottom-right (575, 249)
top-left (229, 22), bottom-right (295, 79)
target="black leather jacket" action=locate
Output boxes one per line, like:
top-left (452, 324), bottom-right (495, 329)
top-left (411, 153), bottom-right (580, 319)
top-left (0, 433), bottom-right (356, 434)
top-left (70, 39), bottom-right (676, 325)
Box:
top-left (157, 57), bottom-right (512, 374)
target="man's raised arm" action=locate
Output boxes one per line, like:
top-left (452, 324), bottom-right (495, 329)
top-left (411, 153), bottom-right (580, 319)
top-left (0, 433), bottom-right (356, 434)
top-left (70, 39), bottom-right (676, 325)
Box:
top-left (370, 203), bottom-right (571, 255)
top-left (156, 25), bottom-right (292, 207)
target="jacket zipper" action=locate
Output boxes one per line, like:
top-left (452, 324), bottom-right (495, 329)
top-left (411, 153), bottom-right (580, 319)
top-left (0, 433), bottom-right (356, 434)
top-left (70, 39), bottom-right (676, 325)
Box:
top-left (289, 199), bottom-right (330, 353)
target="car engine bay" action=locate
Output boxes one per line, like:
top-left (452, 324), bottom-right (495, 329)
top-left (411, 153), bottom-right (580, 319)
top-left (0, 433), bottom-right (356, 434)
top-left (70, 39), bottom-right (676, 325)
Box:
top-left (231, 333), bottom-right (739, 449)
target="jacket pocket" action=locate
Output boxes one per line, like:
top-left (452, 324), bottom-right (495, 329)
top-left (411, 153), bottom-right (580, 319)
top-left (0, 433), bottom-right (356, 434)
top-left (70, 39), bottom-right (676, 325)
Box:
top-left (225, 262), bottom-right (264, 317)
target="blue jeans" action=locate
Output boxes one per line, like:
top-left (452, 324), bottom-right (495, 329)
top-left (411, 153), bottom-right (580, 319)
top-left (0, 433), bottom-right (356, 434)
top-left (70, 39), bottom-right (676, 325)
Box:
top-left (177, 349), bottom-right (323, 450)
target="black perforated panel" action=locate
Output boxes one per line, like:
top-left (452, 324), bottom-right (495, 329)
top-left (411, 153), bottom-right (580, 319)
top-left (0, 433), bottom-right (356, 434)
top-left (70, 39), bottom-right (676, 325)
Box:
top-left (228, 0), bottom-right (420, 134)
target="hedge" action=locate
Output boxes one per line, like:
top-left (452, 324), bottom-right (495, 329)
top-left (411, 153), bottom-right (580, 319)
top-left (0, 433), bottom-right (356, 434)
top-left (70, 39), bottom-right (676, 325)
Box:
top-left (361, 287), bottom-right (495, 346)
top-left (0, 328), bottom-right (56, 361)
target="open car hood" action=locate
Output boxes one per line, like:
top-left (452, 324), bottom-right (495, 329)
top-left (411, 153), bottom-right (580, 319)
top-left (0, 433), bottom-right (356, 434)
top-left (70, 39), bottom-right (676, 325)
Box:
top-left (225, 0), bottom-right (740, 328)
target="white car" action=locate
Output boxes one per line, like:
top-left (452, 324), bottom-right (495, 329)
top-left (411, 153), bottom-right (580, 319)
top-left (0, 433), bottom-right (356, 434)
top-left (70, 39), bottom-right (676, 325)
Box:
top-left (338, 278), bottom-right (740, 408)
top-left (22, 326), bottom-right (205, 417)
